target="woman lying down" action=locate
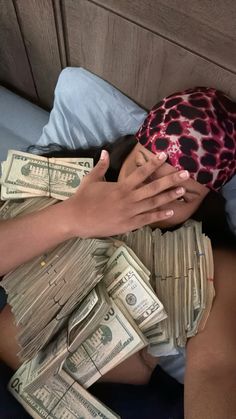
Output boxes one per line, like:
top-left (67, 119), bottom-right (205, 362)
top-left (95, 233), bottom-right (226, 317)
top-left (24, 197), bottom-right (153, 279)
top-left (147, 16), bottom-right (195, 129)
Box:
top-left (0, 87), bottom-right (236, 419)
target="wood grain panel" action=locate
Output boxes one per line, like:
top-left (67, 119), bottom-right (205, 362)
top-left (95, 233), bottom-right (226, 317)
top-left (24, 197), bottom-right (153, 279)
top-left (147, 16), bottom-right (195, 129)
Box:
top-left (0, 0), bottom-right (37, 100)
top-left (63, 0), bottom-right (236, 110)
top-left (92, 0), bottom-right (236, 73)
top-left (53, 0), bottom-right (67, 68)
top-left (14, 0), bottom-right (62, 108)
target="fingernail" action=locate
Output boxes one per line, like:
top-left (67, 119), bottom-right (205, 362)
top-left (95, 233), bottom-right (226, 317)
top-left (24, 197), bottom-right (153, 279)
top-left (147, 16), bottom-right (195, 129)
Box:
top-left (179, 170), bottom-right (189, 179)
top-left (176, 187), bottom-right (185, 195)
top-left (157, 152), bottom-right (167, 160)
top-left (165, 210), bottom-right (174, 217)
top-left (100, 150), bottom-right (107, 160)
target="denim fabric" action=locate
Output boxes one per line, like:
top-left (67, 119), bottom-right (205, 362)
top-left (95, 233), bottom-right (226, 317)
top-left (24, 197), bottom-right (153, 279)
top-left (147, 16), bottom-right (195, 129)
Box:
top-left (0, 287), bottom-right (7, 311)
top-left (90, 366), bottom-right (184, 419)
top-left (0, 363), bottom-right (30, 419)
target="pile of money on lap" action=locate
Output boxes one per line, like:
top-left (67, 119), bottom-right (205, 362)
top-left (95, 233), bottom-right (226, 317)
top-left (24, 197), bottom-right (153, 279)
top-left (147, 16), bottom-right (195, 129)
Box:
top-left (0, 150), bottom-right (215, 419)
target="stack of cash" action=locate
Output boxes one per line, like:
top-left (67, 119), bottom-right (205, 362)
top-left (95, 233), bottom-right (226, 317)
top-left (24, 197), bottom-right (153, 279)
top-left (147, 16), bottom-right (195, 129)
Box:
top-left (1, 215), bottom-right (214, 362)
top-left (9, 367), bottom-right (120, 419)
top-left (151, 221), bottom-right (214, 356)
top-left (118, 221), bottom-right (215, 356)
top-left (0, 150), bottom-right (93, 200)
top-left (17, 298), bottom-right (147, 393)
top-left (118, 227), bottom-right (154, 285)
top-left (103, 243), bottom-right (167, 332)
top-left (1, 237), bottom-right (112, 361)
top-left (1, 166), bottom-right (215, 418)
top-left (8, 291), bottom-right (147, 417)
top-left (7, 219), bottom-right (214, 418)
top-left (0, 149), bottom-right (214, 418)
top-left (62, 243), bottom-right (166, 389)
top-left (5, 221), bottom-right (214, 418)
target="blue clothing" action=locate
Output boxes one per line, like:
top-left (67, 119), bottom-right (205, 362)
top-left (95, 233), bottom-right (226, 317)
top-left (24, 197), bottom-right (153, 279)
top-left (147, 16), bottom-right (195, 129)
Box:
top-left (0, 287), bottom-right (7, 311)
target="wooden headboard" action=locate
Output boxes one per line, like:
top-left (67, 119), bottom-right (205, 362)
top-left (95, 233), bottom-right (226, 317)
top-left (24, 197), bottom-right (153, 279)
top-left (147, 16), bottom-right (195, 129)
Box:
top-left (1, 0), bottom-right (236, 110)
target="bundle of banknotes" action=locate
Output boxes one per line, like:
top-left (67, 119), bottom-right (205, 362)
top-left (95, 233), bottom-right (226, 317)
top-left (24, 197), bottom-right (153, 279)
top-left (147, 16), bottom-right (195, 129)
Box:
top-left (0, 149), bottom-right (93, 200)
top-left (119, 222), bottom-right (214, 356)
top-left (0, 154), bottom-right (215, 418)
top-left (9, 367), bottom-right (120, 418)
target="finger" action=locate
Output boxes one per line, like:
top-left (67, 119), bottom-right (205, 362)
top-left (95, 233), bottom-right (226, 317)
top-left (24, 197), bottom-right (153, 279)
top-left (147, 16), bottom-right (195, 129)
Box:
top-left (125, 152), bottom-right (168, 189)
top-left (86, 150), bottom-right (110, 182)
top-left (132, 208), bottom-right (174, 229)
top-left (131, 186), bottom-right (185, 215)
top-left (132, 169), bottom-right (189, 201)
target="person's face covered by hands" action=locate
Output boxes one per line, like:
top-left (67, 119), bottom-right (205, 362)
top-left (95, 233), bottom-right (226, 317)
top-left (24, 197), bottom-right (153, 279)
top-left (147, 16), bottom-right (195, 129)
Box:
top-left (121, 87), bottom-right (236, 228)
top-left (118, 143), bottom-right (209, 228)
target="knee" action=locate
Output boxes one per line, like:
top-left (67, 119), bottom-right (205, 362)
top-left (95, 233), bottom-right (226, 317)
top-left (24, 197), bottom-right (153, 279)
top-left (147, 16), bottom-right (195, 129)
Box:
top-left (0, 305), bottom-right (21, 370)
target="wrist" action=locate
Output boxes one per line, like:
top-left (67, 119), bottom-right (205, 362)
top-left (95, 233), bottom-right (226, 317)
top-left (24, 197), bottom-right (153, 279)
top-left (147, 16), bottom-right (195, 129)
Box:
top-left (58, 196), bottom-right (85, 239)
top-left (51, 199), bottom-right (78, 240)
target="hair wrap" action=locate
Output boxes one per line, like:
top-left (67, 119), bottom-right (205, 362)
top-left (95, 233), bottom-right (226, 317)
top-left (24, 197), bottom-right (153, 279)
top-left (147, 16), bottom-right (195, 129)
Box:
top-left (136, 87), bottom-right (236, 190)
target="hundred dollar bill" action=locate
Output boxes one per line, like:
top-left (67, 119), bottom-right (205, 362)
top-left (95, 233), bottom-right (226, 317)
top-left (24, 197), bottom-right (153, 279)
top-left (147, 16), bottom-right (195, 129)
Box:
top-left (106, 265), bottom-right (166, 331)
top-left (9, 366), bottom-right (120, 418)
top-left (1, 150), bottom-right (93, 200)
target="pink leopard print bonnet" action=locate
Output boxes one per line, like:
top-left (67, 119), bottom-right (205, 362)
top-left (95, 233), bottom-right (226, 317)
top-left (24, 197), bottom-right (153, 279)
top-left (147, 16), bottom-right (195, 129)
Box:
top-left (136, 87), bottom-right (236, 191)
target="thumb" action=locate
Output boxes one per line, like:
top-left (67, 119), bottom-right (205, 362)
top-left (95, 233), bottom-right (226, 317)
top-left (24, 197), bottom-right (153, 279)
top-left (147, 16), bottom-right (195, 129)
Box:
top-left (87, 150), bottom-right (110, 182)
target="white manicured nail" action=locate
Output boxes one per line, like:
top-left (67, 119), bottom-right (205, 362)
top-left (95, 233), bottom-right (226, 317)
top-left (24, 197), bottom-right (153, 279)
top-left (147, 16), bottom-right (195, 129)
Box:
top-left (100, 150), bottom-right (107, 160)
top-left (157, 152), bottom-right (167, 160)
top-left (176, 187), bottom-right (185, 195)
top-left (179, 170), bottom-right (189, 179)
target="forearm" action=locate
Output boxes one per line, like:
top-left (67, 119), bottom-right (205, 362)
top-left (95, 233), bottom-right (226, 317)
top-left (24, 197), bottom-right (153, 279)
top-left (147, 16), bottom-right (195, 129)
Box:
top-left (0, 202), bottom-right (74, 276)
top-left (0, 152), bottom-right (189, 275)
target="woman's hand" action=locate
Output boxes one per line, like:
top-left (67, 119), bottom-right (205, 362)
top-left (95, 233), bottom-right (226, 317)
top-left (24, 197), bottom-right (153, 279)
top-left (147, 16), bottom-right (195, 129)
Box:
top-left (62, 150), bottom-right (190, 238)
top-left (0, 150), bottom-right (189, 275)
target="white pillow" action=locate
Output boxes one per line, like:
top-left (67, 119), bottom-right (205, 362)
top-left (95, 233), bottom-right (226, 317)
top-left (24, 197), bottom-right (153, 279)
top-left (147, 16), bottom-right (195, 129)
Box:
top-left (37, 67), bottom-right (147, 149)
top-left (0, 86), bottom-right (49, 164)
